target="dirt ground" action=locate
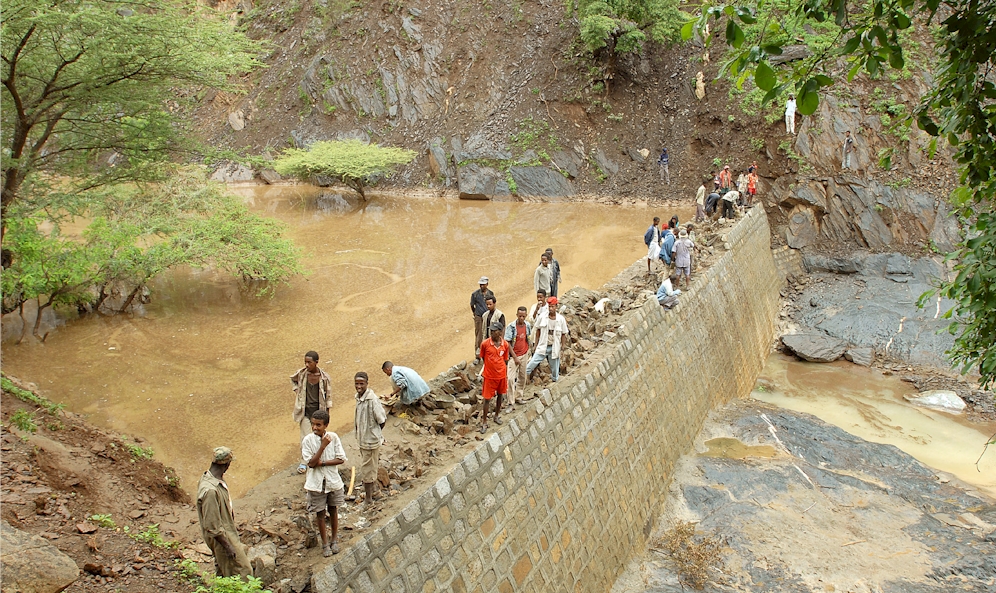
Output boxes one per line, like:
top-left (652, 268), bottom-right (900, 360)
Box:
top-left (1, 379), bottom-right (198, 593)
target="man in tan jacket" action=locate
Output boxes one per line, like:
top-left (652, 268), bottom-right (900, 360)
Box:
top-left (290, 350), bottom-right (332, 471)
top-left (196, 447), bottom-right (252, 578)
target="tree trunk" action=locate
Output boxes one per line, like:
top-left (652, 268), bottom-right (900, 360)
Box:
top-left (117, 284), bottom-right (144, 313)
top-left (32, 295), bottom-right (53, 340)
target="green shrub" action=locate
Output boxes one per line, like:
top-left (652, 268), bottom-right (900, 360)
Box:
top-left (10, 409), bottom-right (37, 433)
top-left (131, 524), bottom-right (179, 549)
top-left (90, 514), bottom-right (117, 529)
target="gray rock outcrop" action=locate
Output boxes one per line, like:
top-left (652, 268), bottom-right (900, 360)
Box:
top-left (456, 163), bottom-right (511, 200)
top-left (792, 253), bottom-right (955, 367)
top-left (509, 166), bottom-right (575, 198)
top-left (1, 521), bottom-right (79, 593)
top-left (782, 332), bottom-right (848, 362)
top-left (209, 162), bottom-right (254, 183)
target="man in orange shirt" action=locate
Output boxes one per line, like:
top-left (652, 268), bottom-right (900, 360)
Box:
top-left (478, 321), bottom-right (510, 433)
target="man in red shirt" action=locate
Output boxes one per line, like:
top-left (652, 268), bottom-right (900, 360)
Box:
top-left (478, 321), bottom-right (510, 433)
top-left (503, 306), bottom-right (532, 409)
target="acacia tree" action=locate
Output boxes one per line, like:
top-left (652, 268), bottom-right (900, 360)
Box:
top-left (1, 0), bottom-right (303, 329)
top-left (688, 0), bottom-right (996, 387)
top-left (578, 0), bottom-right (686, 85)
top-left (272, 140), bottom-right (416, 200)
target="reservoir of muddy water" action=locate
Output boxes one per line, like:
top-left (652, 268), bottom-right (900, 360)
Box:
top-left (2, 185), bottom-right (690, 495)
top-left (754, 353), bottom-right (996, 498)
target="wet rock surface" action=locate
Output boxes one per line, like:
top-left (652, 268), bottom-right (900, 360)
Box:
top-left (781, 332), bottom-right (847, 362)
top-left (781, 251), bottom-right (955, 368)
top-left (613, 400), bottom-right (996, 592)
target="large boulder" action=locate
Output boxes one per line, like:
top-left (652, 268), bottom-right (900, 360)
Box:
top-left (781, 332), bottom-right (848, 362)
top-left (1, 521), bottom-right (79, 592)
top-left (209, 162), bottom-right (254, 183)
top-left (904, 390), bottom-right (966, 413)
top-left (457, 163), bottom-right (511, 200)
top-left (509, 166), bottom-right (575, 199)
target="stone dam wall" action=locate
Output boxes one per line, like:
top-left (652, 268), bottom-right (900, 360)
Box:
top-left (312, 206), bottom-right (782, 593)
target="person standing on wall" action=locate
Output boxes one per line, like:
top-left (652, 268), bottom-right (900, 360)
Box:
top-left (544, 248), bottom-right (562, 297)
top-left (478, 322), bottom-right (510, 434)
top-left (352, 372), bottom-right (386, 509)
top-left (525, 297), bottom-right (570, 383)
top-left (504, 306), bottom-right (531, 409)
top-left (644, 217), bottom-right (661, 274)
top-left (470, 277), bottom-right (495, 365)
top-left (301, 410), bottom-right (346, 557)
top-left (842, 131), bottom-right (855, 170)
top-left (529, 288), bottom-right (548, 322)
top-left (658, 147), bottom-right (671, 184)
top-left (483, 296), bottom-right (505, 343)
top-left (747, 169), bottom-right (759, 206)
top-left (196, 447), bottom-right (253, 578)
top-left (785, 94), bottom-right (797, 135)
top-left (534, 252), bottom-right (553, 296)
top-left (672, 229), bottom-right (695, 289)
top-left (290, 351), bottom-right (331, 472)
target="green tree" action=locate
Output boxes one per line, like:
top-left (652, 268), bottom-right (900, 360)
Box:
top-left (1, 171), bottom-right (302, 339)
top-left (687, 0), bottom-right (996, 387)
top-left (577, 0), bottom-right (686, 84)
top-left (272, 140), bottom-right (416, 200)
top-left (1, 1), bottom-right (303, 329)
top-left (1, 0), bottom-right (260, 237)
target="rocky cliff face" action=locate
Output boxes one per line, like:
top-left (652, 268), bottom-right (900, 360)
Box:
top-left (200, 0), bottom-right (962, 260)
top-left (767, 89), bottom-right (961, 255)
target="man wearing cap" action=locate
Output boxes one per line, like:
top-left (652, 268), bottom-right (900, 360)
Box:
top-left (478, 321), bottom-right (510, 433)
top-left (197, 447), bottom-right (253, 579)
top-left (470, 277), bottom-right (495, 364)
top-left (672, 229), bottom-right (695, 289)
top-left (526, 297), bottom-right (571, 383)
top-left (719, 165), bottom-right (733, 193)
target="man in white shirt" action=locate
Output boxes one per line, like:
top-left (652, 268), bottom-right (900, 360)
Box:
top-left (302, 409), bottom-right (346, 557)
top-left (525, 297), bottom-right (571, 382)
top-left (528, 289), bottom-right (548, 322)
top-left (785, 94), bottom-right (797, 134)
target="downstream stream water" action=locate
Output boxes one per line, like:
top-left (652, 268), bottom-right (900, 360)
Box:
top-left (754, 353), bottom-right (996, 498)
top-left (2, 186), bottom-right (681, 496)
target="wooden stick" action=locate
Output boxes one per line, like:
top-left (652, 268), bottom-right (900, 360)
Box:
top-left (841, 539), bottom-right (866, 547)
top-left (347, 465), bottom-right (356, 495)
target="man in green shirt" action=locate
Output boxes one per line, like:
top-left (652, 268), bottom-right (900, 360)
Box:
top-left (196, 447), bottom-right (252, 579)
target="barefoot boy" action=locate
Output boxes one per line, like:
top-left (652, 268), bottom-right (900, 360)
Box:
top-left (353, 372), bottom-right (387, 508)
top-left (478, 321), bottom-right (510, 433)
top-left (302, 409), bottom-right (346, 557)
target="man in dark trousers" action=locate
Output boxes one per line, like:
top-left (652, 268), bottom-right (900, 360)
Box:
top-left (197, 447), bottom-right (253, 578)
top-left (470, 277), bottom-right (495, 365)
top-left (658, 147), bottom-right (670, 184)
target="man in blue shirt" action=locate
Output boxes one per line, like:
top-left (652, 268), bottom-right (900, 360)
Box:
top-left (658, 147), bottom-right (670, 184)
top-left (382, 361), bottom-right (430, 405)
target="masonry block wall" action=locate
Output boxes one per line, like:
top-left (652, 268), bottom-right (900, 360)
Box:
top-left (312, 207), bottom-right (781, 593)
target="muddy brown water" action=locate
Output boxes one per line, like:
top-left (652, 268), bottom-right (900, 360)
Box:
top-left (754, 353), bottom-right (996, 498)
top-left (2, 186), bottom-right (693, 496)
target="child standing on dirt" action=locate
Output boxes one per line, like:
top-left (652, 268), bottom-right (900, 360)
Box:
top-left (302, 409), bottom-right (346, 557)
